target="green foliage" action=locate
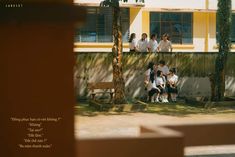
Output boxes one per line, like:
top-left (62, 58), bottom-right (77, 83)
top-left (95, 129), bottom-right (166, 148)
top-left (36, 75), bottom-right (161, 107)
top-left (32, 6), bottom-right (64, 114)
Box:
top-left (76, 102), bottom-right (235, 116)
top-left (217, 0), bottom-right (232, 54)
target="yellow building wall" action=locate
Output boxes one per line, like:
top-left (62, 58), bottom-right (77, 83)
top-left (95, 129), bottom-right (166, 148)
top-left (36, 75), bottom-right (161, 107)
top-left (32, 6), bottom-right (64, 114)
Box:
top-left (208, 13), bottom-right (217, 52)
top-left (75, 8), bottom-right (220, 52)
top-left (193, 12), bottom-right (207, 52)
top-left (192, 12), bottom-right (217, 52)
top-left (142, 11), bottom-right (150, 37)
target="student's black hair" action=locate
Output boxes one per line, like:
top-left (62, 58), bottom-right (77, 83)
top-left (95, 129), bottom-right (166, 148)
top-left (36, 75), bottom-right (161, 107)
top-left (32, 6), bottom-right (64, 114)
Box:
top-left (141, 33), bottom-right (148, 41)
top-left (149, 72), bottom-right (155, 83)
top-left (162, 33), bottom-right (170, 40)
top-left (159, 60), bottom-right (165, 65)
top-left (151, 34), bottom-right (156, 40)
top-left (156, 70), bottom-right (162, 77)
top-left (129, 33), bottom-right (136, 43)
top-left (147, 62), bottom-right (154, 71)
top-left (169, 68), bottom-right (176, 74)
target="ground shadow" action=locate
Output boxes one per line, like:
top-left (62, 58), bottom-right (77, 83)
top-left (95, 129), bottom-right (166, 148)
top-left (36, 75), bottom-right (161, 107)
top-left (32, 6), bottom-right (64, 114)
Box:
top-left (75, 100), bottom-right (235, 117)
top-left (187, 154), bottom-right (235, 157)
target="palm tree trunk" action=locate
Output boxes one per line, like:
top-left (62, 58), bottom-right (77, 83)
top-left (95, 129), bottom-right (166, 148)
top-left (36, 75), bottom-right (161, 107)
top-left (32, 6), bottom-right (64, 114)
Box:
top-left (112, 5), bottom-right (126, 104)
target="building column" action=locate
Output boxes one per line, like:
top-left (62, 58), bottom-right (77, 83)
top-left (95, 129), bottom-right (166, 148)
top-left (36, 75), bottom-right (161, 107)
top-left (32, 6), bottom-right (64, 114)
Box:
top-left (193, 12), bottom-right (207, 52)
top-left (208, 13), bottom-right (217, 52)
top-left (142, 10), bottom-right (150, 37)
top-left (205, 0), bottom-right (209, 52)
top-left (130, 7), bottom-right (142, 39)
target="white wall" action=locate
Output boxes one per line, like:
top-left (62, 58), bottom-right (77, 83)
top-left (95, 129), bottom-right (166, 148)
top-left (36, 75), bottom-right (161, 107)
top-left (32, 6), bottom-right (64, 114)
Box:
top-left (130, 8), bottom-right (143, 41)
top-left (74, 0), bottom-right (145, 6)
top-left (75, 0), bottom-right (235, 11)
top-left (75, 0), bottom-right (206, 9)
top-left (74, 0), bottom-right (101, 5)
top-left (145, 0), bottom-right (206, 10)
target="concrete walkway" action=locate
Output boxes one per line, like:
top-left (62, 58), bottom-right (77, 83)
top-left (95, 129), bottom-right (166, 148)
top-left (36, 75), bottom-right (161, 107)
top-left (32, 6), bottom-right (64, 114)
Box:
top-left (75, 113), bottom-right (235, 156)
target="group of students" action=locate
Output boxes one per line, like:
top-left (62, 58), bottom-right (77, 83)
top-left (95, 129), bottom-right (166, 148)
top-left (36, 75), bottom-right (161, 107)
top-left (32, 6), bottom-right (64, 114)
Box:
top-left (129, 33), bottom-right (173, 53)
top-left (144, 60), bottom-right (178, 103)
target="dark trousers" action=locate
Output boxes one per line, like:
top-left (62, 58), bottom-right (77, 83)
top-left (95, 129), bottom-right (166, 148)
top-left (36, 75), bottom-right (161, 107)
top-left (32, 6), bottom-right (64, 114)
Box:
top-left (130, 49), bottom-right (135, 52)
top-left (148, 88), bottom-right (159, 98)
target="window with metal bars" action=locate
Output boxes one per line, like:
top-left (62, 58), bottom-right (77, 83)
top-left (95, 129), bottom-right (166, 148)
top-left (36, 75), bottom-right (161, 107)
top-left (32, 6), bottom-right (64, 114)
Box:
top-left (75, 7), bottom-right (130, 43)
top-left (150, 12), bottom-right (193, 44)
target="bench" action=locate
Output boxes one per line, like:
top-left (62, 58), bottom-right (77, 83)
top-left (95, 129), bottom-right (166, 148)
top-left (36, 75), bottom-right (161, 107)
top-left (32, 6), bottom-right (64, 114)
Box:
top-left (87, 82), bottom-right (114, 101)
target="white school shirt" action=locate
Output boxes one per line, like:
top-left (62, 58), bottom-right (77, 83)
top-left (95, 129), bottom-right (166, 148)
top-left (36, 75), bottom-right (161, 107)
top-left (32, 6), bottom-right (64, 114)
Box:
top-left (158, 65), bottom-right (169, 76)
top-left (168, 74), bottom-right (178, 84)
top-left (156, 77), bottom-right (164, 86)
top-left (148, 39), bottom-right (158, 52)
top-left (137, 39), bottom-right (148, 52)
top-left (129, 38), bottom-right (137, 50)
top-left (158, 40), bottom-right (172, 52)
top-left (147, 80), bottom-right (157, 91)
top-left (145, 69), bottom-right (151, 81)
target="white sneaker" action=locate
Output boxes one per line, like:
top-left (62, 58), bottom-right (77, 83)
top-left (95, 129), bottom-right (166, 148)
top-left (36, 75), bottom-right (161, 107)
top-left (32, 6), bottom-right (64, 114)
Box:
top-left (165, 99), bottom-right (169, 103)
top-left (151, 98), bottom-right (154, 103)
top-left (162, 99), bottom-right (166, 103)
top-left (155, 98), bottom-right (160, 103)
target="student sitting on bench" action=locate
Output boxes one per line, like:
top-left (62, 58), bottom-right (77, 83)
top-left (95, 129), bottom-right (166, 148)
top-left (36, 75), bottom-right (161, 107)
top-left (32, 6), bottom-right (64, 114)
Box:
top-left (156, 70), bottom-right (168, 103)
top-left (147, 72), bottom-right (160, 102)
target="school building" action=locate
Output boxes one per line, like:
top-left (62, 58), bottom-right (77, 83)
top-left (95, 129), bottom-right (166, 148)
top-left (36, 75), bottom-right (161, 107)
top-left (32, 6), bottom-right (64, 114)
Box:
top-left (74, 0), bottom-right (235, 52)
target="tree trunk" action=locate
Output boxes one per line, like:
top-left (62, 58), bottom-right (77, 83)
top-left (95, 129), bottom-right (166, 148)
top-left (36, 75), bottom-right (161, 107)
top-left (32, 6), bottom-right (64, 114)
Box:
top-left (112, 5), bottom-right (126, 104)
top-left (215, 0), bottom-right (231, 101)
top-left (209, 73), bottom-right (216, 101)
top-left (215, 57), bottom-right (226, 101)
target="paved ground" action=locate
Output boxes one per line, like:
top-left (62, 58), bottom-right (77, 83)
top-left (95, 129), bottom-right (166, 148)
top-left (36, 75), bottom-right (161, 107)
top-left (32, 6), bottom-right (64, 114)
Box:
top-left (75, 113), bottom-right (235, 156)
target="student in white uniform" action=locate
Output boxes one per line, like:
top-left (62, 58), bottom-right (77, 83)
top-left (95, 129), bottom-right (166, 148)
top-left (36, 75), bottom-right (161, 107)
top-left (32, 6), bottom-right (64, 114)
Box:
top-left (158, 33), bottom-right (173, 52)
top-left (155, 70), bottom-right (168, 103)
top-left (129, 33), bottom-right (137, 52)
top-left (147, 72), bottom-right (160, 102)
top-left (148, 34), bottom-right (158, 53)
top-left (157, 60), bottom-right (169, 77)
top-left (144, 62), bottom-right (154, 83)
top-left (167, 68), bottom-right (179, 102)
top-left (137, 33), bottom-right (148, 52)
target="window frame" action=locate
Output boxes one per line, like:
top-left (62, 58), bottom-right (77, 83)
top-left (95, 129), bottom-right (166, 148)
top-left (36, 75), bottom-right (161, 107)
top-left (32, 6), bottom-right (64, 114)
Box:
top-left (150, 12), bottom-right (193, 45)
top-left (75, 7), bottom-right (130, 43)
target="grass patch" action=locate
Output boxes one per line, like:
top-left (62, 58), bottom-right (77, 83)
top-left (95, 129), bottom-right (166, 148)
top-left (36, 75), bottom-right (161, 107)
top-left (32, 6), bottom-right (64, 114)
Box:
top-left (75, 100), bottom-right (235, 117)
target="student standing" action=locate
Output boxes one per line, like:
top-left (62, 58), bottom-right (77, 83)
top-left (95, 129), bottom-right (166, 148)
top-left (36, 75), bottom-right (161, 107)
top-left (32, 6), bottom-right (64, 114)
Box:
top-left (129, 33), bottom-right (137, 52)
top-left (158, 33), bottom-right (173, 52)
top-left (137, 33), bottom-right (148, 52)
top-left (148, 34), bottom-right (158, 53)
top-left (157, 60), bottom-right (169, 77)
